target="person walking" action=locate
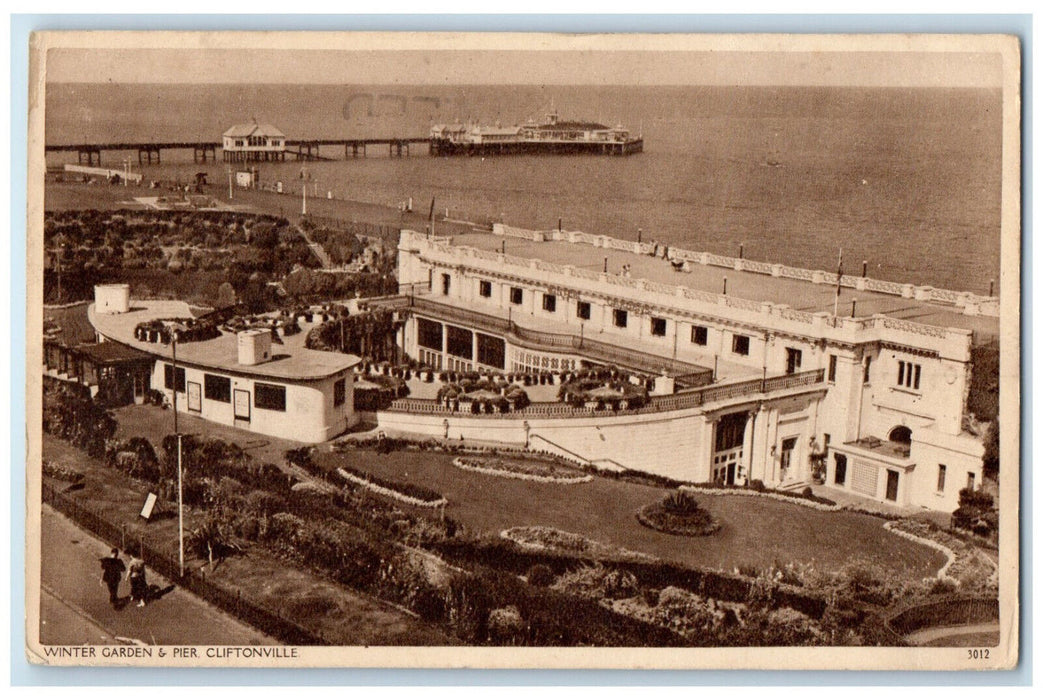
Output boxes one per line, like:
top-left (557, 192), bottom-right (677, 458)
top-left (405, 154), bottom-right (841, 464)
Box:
top-left (128, 556), bottom-right (148, 608)
top-left (99, 548), bottom-right (125, 606)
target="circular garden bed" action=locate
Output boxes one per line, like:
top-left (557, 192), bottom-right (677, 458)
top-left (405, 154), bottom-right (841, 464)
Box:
top-left (637, 491), bottom-right (721, 537)
top-left (453, 456), bottom-right (592, 484)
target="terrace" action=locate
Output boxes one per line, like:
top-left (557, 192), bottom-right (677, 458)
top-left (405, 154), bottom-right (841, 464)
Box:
top-left (448, 230), bottom-right (999, 340)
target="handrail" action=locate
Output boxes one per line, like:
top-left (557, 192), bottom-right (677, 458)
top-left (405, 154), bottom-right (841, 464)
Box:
top-left (383, 369), bottom-right (826, 419)
top-left (528, 433), bottom-right (592, 466)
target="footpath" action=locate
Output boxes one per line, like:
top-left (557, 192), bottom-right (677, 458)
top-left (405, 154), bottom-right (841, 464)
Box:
top-left (36, 505), bottom-right (278, 649)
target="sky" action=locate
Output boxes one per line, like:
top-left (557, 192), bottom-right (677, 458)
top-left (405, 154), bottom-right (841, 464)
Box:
top-left (41, 37), bottom-right (1008, 88)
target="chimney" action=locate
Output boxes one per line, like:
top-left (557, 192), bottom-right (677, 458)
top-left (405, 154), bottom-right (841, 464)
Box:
top-left (94, 284), bottom-right (130, 314)
top-left (238, 329), bottom-right (272, 366)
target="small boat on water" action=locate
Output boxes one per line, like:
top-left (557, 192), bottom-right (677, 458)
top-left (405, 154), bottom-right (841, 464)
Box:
top-left (429, 111), bottom-right (643, 157)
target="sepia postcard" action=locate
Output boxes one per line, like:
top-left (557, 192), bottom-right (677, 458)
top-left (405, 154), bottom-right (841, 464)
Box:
top-left (24, 30), bottom-right (1021, 670)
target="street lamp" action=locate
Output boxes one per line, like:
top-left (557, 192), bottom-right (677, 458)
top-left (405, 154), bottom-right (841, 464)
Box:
top-left (166, 329), bottom-right (185, 578)
top-left (227, 167), bottom-right (233, 201)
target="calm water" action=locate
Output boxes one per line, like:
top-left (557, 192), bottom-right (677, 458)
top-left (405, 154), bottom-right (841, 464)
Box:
top-left (45, 83), bottom-right (1002, 292)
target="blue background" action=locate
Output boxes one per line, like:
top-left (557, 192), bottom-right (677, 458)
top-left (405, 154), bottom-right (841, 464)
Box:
top-left (9, 12), bottom-right (1032, 687)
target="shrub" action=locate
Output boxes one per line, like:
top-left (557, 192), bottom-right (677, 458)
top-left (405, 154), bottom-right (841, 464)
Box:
top-left (637, 490), bottom-right (721, 536)
top-left (526, 564), bottom-right (555, 587)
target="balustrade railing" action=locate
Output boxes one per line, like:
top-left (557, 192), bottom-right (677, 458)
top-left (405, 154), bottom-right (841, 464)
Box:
top-left (383, 369), bottom-right (825, 419)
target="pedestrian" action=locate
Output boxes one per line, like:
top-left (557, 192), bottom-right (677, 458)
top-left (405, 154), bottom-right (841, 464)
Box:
top-left (99, 548), bottom-right (125, 606)
top-left (128, 556), bottom-right (148, 607)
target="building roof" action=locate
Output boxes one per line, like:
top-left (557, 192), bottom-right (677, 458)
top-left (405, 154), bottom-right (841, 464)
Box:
top-left (88, 300), bottom-right (360, 381)
top-left (446, 232), bottom-right (1000, 340)
top-left (43, 302), bottom-right (97, 346)
top-left (223, 123), bottom-right (285, 138)
top-left (76, 342), bottom-right (153, 365)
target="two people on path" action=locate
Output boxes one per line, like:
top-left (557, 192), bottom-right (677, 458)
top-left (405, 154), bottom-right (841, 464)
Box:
top-left (98, 548), bottom-right (149, 608)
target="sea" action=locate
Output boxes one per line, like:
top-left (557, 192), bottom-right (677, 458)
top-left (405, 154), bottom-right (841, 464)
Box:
top-left (44, 83), bottom-right (1003, 293)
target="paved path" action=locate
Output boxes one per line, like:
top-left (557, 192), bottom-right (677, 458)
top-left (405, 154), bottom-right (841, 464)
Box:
top-left (38, 505), bottom-right (278, 647)
top-left (905, 622), bottom-right (1001, 646)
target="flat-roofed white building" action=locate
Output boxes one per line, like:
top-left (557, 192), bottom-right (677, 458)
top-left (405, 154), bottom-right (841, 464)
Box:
top-left (88, 295), bottom-right (360, 443)
top-left (391, 226), bottom-right (997, 511)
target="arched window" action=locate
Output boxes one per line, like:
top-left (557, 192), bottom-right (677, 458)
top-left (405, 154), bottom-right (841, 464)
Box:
top-left (889, 426), bottom-right (912, 444)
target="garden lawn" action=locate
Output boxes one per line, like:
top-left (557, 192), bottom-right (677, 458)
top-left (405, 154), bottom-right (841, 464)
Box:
top-left (42, 435), bottom-right (455, 646)
top-left (316, 448), bottom-right (946, 580)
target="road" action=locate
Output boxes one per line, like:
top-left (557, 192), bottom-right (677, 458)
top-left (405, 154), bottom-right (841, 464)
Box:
top-left (36, 505), bottom-right (278, 648)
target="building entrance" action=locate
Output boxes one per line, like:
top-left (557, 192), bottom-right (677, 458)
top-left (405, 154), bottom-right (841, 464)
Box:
top-left (712, 412), bottom-right (748, 485)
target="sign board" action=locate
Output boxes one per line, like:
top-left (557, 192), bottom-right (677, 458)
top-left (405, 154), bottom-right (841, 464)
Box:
top-left (187, 381), bottom-right (201, 412)
top-left (139, 492), bottom-right (158, 520)
top-left (233, 389), bottom-right (251, 420)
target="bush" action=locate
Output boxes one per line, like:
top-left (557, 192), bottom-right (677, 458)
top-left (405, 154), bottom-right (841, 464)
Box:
top-left (637, 491), bottom-right (721, 536)
top-left (526, 564), bottom-right (555, 587)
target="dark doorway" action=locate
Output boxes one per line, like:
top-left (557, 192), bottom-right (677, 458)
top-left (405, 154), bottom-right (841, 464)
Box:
top-left (886, 470), bottom-right (900, 501)
top-left (834, 453), bottom-right (847, 485)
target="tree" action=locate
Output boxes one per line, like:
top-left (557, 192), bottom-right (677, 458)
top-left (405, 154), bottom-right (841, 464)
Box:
top-left (216, 281), bottom-right (237, 308)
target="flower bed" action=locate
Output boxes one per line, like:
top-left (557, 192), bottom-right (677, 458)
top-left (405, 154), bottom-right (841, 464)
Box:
top-left (334, 466), bottom-right (447, 508)
top-left (501, 526), bottom-right (654, 562)
top-left (452, 456), bottom-right (593, 484)
top-left (885, 520), bottom-right (997, 590)
top-left (42, 459), bottom-right (85, 484)
top-left (637, 491), bottom-right (721, 536)
top-left (681, 483), bottom-right (840, 511)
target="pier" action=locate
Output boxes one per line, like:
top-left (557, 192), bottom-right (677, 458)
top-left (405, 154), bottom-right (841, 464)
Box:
top-left (45, 137), bottom-right (431, 166)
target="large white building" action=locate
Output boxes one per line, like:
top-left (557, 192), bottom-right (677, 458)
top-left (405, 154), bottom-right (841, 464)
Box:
top-left (88, 292), bottom-right (360, 443)
top-left (390, 226), bottom-right (997, 512)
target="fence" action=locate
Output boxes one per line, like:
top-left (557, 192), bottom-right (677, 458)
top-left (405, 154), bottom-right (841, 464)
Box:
top-left (386, 369), bottom-right (825, 420)
top-left (42, 482), bottom-right (330, 646)
top-left (489, 224), bottom-right (998, 313)
top-left (885, 595), bottom-right (999, 637)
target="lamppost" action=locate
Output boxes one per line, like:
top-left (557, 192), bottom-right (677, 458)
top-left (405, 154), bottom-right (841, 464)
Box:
top-left (227, 167), bottom-right (233, 200)
top-left (167, 330), bottom-right (185, 578)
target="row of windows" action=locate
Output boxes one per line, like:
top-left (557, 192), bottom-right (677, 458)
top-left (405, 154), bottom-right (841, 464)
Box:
top-left (473, 279), bottom-right (915, 383)
top-left (936, 464), bottom-right (977, 493)
top-left (898, 360), bottom-right (922, 390)
top-left (166, 365), bottom-right (295, 413)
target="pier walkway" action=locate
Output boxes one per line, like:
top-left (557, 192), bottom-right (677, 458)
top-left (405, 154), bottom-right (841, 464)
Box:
top-left (45, 137), bottom-right (431, 166)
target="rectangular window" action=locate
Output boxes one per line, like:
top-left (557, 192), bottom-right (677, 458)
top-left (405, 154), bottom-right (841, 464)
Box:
top-left (896, 360), bottom-right (922, 390)
top-left (732, 334), bottom-right (750, 356)
top-left (785, 347), bottom-right (803, 374)
top-left (440, 273), bottom-right (451, 296)
top-left (613, 309), bottom-right (628, 328)
top-left (967, 472), bottom-right (976, 491)
top-left (828, 354), bottom-right (837, 382)
top-left (476, 333), bottom-right (506, 369)
top-left (254, 382), bottom-right (286, 412)
top-left (691, 325), bottom-right (708, 346)
top-left (510, 287), bottom-right (523, 305)
top-left (576, 301), bottom-right (591, 320)
top-left (479, 280), bottom-right (492, 298)
top-left (823, 433), bottom-right (831, 446)
top-left (163, 364), bottom-right (186, 392)
top-left (937, 464), bottom-right (947, 493)
top-left (542, 293), bottom-right (557, 313)
top-left (650, 317), bottom-right (667, 337)
top-left (446, 325), bottom-right (473, 360)
top-left (334, 378), bottom-right (346, 407)
top-left (417, 318), bottom-right (443, 351)
top-left (203, 373), bottom-right (231, 403)
top-left (863, 356), bottom-right (872, 383)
